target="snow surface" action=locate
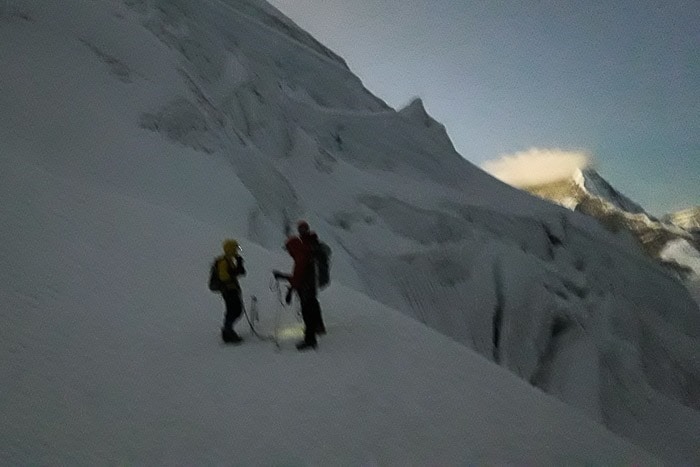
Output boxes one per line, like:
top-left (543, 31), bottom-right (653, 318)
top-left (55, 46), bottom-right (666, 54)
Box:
top-left (1, 0), bottom-right (699, 463)
top-left (0, 149), bottom-right (660, 465)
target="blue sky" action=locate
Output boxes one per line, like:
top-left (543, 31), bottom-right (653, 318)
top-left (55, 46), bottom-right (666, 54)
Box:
top-left (268, 0), bottom-right (698, 215)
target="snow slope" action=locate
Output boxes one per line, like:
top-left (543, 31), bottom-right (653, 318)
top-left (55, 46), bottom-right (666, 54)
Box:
top-left (1, 0), bottom-right (699, 462)
top-left (1, 154), bottom-right (662, 465)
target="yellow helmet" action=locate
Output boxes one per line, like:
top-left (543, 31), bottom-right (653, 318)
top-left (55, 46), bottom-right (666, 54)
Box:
top-left (222, 239), bottom-right (240, 255)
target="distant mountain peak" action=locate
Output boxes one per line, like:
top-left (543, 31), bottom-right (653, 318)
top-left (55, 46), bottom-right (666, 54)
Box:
top-left (524, 167), bottom-right (648, 216)
top-left (573, 168), bottom-right (647, 215)
top-left (525, 168), bottom-right (695, 261)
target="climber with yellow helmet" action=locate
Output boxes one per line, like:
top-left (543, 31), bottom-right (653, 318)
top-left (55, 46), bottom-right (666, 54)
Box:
top-left (209, 239), bottom-right (246, 343)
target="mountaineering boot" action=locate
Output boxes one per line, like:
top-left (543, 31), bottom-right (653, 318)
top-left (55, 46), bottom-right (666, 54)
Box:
top-left (221, 328), bottom-right (243, 344)
top-left (296, 340), bottom-right (317, 351)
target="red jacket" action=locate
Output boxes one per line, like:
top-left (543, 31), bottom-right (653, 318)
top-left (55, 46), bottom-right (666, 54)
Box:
top-left (284, 232), bottom-right (318, 290)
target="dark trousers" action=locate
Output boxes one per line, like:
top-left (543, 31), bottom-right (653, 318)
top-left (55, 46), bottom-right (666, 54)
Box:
top-left (222, 288), bottom-right (242, 331)
top-left (298, 289), bottom-right (323, 344)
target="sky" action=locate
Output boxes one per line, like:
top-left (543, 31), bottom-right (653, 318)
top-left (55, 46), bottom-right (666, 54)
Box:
top-left (268, 0), bottom-right (699, 216)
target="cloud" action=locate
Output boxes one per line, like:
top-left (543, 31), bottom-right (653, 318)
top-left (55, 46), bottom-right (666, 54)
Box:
top-left (482, 148), bottom-right (593, 187)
